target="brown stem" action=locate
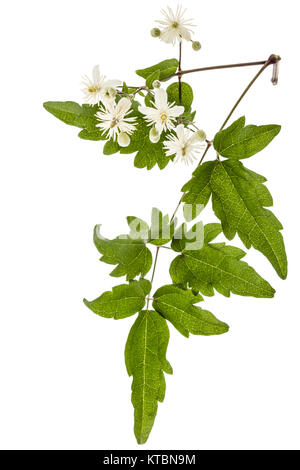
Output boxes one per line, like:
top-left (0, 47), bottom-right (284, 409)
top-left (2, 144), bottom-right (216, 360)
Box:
top-left (178, 41), bottom-right (182, 105)
top-left (161, 58), bottom-right (277, 81)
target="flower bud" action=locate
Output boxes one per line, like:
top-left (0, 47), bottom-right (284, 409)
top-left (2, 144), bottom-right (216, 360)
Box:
top-left (152, 80), bottom-right (161, 89)
top-left (151, 28), bottom-right (161, 38)
top-left (194, 129), bottom-right (206, 141)
top-left (118, 132), bottom-right (130, 147)
top-left (192, 41), bottom-right (201, 51)
top-left (149, 127), bottom-right (160, 143)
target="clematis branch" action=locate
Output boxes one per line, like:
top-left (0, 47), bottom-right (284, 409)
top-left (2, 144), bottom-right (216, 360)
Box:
top-left (161, 55), bottom-right (281, 82)
top-left (143, 54), bottom-right (281, 299)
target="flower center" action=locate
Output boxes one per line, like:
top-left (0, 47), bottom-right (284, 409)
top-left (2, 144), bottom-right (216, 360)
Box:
top-left (181, 146), bottom-right (187, 156)
top-left (160, 112), bottom-right (168, 123)
top-left (88, 85), bottom-right (100, 93)
top-left (172, 22), bottom-right (179, 28)
top-left (110, 118), bottom-right (119, 128)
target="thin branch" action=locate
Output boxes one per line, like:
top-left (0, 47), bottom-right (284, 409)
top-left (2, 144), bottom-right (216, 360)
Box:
top-left (219, 55), bottom-right (278, 131)
top-left (178, 41), bottom-right (182, 105)
top-left (161, 59), bottom-right (271, 81)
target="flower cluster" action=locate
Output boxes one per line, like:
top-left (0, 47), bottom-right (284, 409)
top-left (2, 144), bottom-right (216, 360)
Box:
top-left (81, 5), bottom-right (205, 164)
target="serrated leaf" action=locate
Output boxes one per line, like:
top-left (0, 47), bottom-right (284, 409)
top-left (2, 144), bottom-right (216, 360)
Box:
top-left (119, 117), bottom-right (172, 170)
top-left (136, 59), bottom-right (178, 81)
top-left (170, 225), bottom-right (275, 298)
top-left (148, 208), bottom-right (176, 246)
top-left (213, 116), bottom-right (281, 159)
top-left (83, 279), bottom-right (149, 319)
top-left (43, 101), bottom-right (97, 129)
top-left (167, 82), bottom-right (193, 111)
top-left (153, 284), bottom-right (229, 337)
top-left (182, 161), bottom-right (217, 219)
top-left (210, 159), bottom-right (287, 279)
top-left (103, 140), bottom-right (120, 155)
top-left (171, 222), bottom-right (204, 252)
top-left (146, 70), bottom-right (160, 89)
top-left (93, 225), bottom-right (152, 280)
top-left (125, 310), bottom-right (172, 444)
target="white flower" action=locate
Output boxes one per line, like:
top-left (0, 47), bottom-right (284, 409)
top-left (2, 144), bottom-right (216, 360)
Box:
top-left (96, 98), bottom-right (137, 143)
top-left (81, 65), bottom-right (121, 105)
top-left (163, 124), bottom-right (206, 165)
top-left (139, 88), bottom-right (184, 136)
top-left (156, 5), bottom-right (195, 45)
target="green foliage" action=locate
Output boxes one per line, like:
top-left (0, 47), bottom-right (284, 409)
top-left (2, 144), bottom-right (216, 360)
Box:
top-left (171, 222), bottom-right (204, 252)
top-left (182, 161), bottom-right (216, 219)
top-left (153, 284), bottom-right (229, 337)
top-left (78, 128), bottom-right (106, 141)
top-left (210, 160), bottom-right (287, 279)
top-left (170, 223), bottom-right (275, 298)
top-left (103, 140), bottom-right (120, 155)
top-left (83, 279), bottom-right (151, 319)
top-left (213, 116), bottom-right (281, 159)
top-left (43, 101), bottom-right (98, 129)
top-left (146, 70), bottom-right (160, 89)
top-left (118, 117), bottom-right (172, 170)
top-left (127, 208), bottom-right (176, 246)
top-left (93, 225), bottom-right (152, 280)
top-left (167, 82), bottom-right (194, 111)
top-left (136, 58), bottom-right (179, 81)
top-left (125, 310), bottom-right (172, 444)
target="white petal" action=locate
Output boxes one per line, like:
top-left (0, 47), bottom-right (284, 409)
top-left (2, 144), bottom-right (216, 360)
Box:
top-left (92, 65), bottom-right (101, 82)
top-left (154, 88), bottom-right (168, 109)
top-left (169, 105), bottom-right (185, 118)
top-left (116, 97), bottom-right (132, 115)
top-left (104, 79), bottom-right (122, 88)
top-left (138, 106), bottom-right (151, 116)
top-left (175, 124), bottom-right (185, 141)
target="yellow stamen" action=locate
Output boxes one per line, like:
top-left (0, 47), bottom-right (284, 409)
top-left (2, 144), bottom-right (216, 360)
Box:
top-left (160, 112), bottom-right (168, 123)
top-left (88, 86), bottom-right (100, 93)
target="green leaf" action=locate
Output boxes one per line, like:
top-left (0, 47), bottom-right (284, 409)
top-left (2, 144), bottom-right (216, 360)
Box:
top-left (153, 284), bottom-right (229, 337)
top-left (213, 116), bottom-right (281, 159)
top-left (181, 161), bottom-right (217, 219)
top-left (171, 222), bottom-right (204, 252)
top-left (125, 310), bottom-right (172, 444)
top-left (210, 159), bottom-right (287, 279)
top-left (103, 140), bottom-right (120, 155)
top-left (136, 59), bottom-right (178, 81)
top-left (93, 225), bottom-right (152, 280)
top-left (43, 101), bottom-right (97, 129)
top-left (148, 208), bottom-right (176, 246)
top-left (167, 82), bottom-right (193, 111)
top-left (78, 128), bottom-right (106, 141)
top-left (119, 117), bottom-right (172, 170)
top-left (170, 225), bottom-right (275, 298)
top-left (146, 70), bottom-right (160, 89)
top-left (83, 279), bottom-right (150, 319)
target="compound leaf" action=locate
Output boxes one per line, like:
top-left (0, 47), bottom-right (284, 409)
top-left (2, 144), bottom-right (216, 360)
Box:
top-left (210, 159), bottom-right (287, 279)
top-left (125, 310), bottom-right (172, 444)
top-left (83, 279), bottom-right (150, 319)
top-left (170, 224), bottom-right (275, 298)
top-left (181, 161), bottom-right (217, 220)
top-left (213, 116), bottom-right (281, 159)
top-left (153, 284), bottom-right (228, 337)
top-left (93, 225), bottom-right (152, 280)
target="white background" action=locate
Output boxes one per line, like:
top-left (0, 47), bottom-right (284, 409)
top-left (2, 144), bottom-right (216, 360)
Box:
top-left (0, 0), bottom-right (299, 450)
